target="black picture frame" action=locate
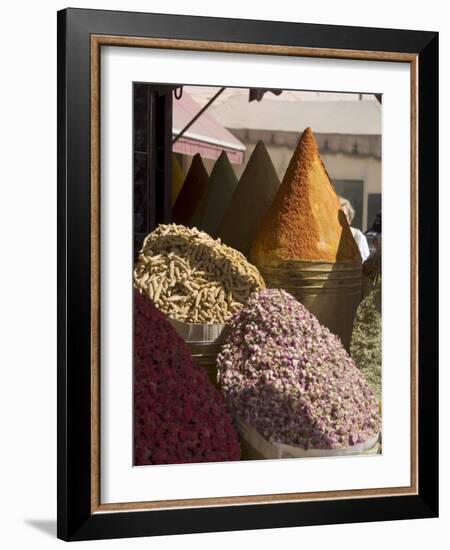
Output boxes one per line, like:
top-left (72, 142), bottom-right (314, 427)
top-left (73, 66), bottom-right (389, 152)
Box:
top-left (57, 7), bottom-right (438, 542)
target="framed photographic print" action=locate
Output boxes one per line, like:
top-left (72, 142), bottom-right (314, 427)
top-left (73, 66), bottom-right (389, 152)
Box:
top-left (57, 8), bottom-right (438, 541)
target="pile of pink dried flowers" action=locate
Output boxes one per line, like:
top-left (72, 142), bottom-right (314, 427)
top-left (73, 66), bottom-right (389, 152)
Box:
top-left (217, 289), bottom-right (380, 450)
top-left (134, 290), bottom-right (240, 465)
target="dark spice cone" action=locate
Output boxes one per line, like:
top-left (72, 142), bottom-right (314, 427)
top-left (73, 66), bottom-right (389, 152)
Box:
top-left (171, 154), bottom-right (184, 206)
top-left (172, 154), bottom-right (209, 226)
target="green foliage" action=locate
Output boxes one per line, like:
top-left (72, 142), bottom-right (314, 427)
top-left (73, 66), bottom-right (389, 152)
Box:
top-left (351, 283), bottom-right (382, 399)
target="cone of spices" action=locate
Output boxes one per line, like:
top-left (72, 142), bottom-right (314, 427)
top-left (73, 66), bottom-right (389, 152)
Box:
top-left (171, 154), bottom-right (184, 205)
top-left (172, 154), bottom-right (209, 226)
top-left (250, 127), bottom-right (362, 349)
top-left (218, 141), bottom-right (280, 256)
top-left (195, 151), bottom-right (238, 237)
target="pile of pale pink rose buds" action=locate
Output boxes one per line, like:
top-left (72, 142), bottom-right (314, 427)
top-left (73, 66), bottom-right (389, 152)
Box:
top-left (217, 289), bottom-right (380, 450)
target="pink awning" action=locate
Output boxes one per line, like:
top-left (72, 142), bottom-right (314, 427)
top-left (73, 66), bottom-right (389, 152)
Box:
top-left (172, 92), bottom-right (246, 164)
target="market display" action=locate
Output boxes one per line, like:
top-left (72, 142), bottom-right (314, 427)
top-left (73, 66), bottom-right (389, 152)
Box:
top-left (132, 83), bottom-right (385, 469)
top-left (217, 288), bottom-right (380, 450)
top-left (351, 282), bottom-right (382, 399)
top-left (173, 153), bottom-right (209, 226)
top-left (249, 127), bottom-right (362, 349)
top-left (134, 290), bottom-right (241, 465)
top-left (134, 224), bottom-right (265, 324)
top-left (218, 141), bottom-right (280, 256)
top-left (194, 151), bottom-right (238, 237)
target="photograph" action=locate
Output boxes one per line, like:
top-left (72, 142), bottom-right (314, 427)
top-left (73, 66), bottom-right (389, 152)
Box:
top-left (0, 0), bottom-right (444, 547)
top-left (132, 85), bottom-right (383, 465)
top-left (54, 6), bottom-right (439, 541)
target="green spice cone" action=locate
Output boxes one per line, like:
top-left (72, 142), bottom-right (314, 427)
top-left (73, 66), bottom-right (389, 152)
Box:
top-left (194, 151), bottom-right (238, 237)
top-left (218, 141), bottom-right (280, 256)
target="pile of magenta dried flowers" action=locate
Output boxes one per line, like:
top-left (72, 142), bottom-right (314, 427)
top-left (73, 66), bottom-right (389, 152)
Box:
top-left (134, 290), bottom-right (240, 465)
top-left (217, 289), bottom-right (380, 450)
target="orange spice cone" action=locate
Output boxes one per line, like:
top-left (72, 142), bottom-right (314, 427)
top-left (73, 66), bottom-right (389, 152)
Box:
top-left (250, 128), bottom-right (362, 350)
top-left (251, 127), bottom-right (361, 264)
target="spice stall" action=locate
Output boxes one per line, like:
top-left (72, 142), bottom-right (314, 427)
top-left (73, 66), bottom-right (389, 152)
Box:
top-left (132, 84), bottom-right (382, 465)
